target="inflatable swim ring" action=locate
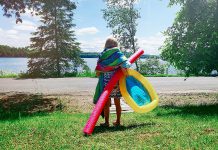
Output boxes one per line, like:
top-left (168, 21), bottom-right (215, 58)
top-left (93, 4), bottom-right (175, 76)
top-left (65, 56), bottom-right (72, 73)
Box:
top-left (119, 69), bottom-right (159, 113)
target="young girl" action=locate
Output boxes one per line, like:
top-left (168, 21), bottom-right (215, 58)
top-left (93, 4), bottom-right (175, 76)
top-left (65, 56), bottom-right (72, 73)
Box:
top-left (93, 37), bottom-right (130, 127)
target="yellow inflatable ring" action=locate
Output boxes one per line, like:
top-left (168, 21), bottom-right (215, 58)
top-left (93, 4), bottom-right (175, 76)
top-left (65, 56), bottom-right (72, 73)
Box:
top-left (119, 69), bottom-right (159, 113)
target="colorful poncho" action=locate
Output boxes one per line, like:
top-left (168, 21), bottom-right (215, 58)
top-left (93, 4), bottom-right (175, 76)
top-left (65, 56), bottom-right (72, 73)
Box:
top-left (93, 47), bottom-right (129, 104)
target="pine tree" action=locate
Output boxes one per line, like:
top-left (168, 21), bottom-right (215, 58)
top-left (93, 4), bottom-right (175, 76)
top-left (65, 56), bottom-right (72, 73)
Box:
top-left (28, 0), bottom-right (84, 78)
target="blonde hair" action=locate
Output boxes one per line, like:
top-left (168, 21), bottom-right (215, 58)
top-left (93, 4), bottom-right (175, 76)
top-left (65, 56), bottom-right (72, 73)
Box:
top-left (104, 37), bottom-right (118, 49)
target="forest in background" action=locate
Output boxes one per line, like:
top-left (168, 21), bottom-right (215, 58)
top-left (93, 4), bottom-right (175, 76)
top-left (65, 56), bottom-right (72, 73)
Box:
top-left (0, 45), bottom-right (156, 59)
top-left (0, 45), bottom-right (28, 57)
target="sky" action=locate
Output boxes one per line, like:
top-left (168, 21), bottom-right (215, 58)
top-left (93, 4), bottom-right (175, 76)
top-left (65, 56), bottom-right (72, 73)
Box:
top-left (0, 0), bottom-right (180, 55)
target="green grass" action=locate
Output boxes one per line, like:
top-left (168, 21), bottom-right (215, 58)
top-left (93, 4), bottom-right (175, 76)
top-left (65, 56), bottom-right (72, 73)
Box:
top-left (0, 71), bottom-right (18, 78)
top-left (0, 105), bottom-right (217, 149)
top-left (143, 74), bottom-right (186, 77)
top-left (76, 71), bottom-right (96, 78)
top-left (0, 70), bottom-right (97, 78)
top-left (0, 70), bottom-right (210, 78)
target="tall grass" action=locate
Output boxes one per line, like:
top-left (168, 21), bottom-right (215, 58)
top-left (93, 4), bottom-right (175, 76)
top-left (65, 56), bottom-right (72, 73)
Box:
top-left (0, 70), bottom-right (212, 78)
top-left (76, 71), bottom-right (96, 78)
top-left (0, 70), bottom-right (97, 78)
top-left (143, 74), bottom-right (185, 77)
top-left (0, 70), bottom-right (18, 78)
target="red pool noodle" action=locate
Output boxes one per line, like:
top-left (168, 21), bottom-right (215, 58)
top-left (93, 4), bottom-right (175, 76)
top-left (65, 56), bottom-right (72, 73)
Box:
top-left (83, 49), bottom-right (144, 135)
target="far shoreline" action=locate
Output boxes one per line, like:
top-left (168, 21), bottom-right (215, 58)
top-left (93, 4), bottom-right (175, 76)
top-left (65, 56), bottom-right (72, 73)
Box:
top-left (0, 56), bottom-right (27, 58)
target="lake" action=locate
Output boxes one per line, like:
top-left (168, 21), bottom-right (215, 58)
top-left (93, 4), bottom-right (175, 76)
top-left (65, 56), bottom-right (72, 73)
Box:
top-left (0, 58), bottom-right (98, 73)
top-left (0, 58), bottom-right (178, 74)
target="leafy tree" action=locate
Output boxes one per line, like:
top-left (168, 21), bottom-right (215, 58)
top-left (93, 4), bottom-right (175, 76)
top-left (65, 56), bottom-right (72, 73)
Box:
top-left (139, 58), bottom-right (165, 75)
top-left (27, 0), bottom-right (84, 78)
top-left (102, 0), bottom-right (140, 70)
top-left (0, 0), bottom-right (44, 23)
top-left (161, 0), bottom-right (218, 76)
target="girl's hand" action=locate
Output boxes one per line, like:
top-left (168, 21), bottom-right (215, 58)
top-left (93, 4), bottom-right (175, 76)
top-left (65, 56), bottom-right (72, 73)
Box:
top-left (96, 71), bottom-right (100, 77)
top-left (121, 68), bottom-right (128, 76)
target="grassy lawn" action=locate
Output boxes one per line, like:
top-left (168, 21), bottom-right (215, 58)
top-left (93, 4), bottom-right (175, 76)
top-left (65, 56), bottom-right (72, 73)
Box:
top-left (0, 70), bottom-right (195, 78)
top-left (0, 71), bottom-right (18, 78)
top-left (0, 101), bottom-right (217, 149)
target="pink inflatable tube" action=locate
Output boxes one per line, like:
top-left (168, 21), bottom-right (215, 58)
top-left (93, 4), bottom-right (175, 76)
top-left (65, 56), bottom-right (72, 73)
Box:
top-left (83, 49), bottom-right (144, 135)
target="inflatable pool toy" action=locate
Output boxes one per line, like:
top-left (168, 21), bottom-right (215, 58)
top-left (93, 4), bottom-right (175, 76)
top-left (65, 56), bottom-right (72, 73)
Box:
top-left (83, 49), bottom-right (144, 135)
top-left (119, 69), bottom-right (159, 113)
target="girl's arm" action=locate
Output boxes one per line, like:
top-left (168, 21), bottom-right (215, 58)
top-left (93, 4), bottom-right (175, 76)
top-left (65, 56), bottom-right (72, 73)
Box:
top-left (96, 71), bottom-right (100, 77)
top-left (121, 60), bottom-right (131, 76)
top-left (121, 67), bottom-right (128, 76)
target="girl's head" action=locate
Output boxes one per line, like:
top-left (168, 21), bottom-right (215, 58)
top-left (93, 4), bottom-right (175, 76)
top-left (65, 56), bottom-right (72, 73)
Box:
top-left (104, 37), bottom-right (118, 49)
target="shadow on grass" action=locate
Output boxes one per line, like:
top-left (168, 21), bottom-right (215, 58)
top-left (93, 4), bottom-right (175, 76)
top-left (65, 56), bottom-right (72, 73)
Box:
top-left (92, 122), bottom-right (156, 135)
top-left (158, 104), bottom-right (218, 117)
top-left (0, 93), bottom-right (59, 120)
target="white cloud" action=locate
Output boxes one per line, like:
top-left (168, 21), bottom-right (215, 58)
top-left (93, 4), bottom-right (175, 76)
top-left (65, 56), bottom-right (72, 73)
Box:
top-left (0, 24), bottom-right (166, 54)
top-left (0, 28), bottom-right (31, 47)
top-left (137, 32), bottom-right (165, 55)
top-left (22, 8), bottom-right (41, 21)
top-left (6, 30), bottom-right (18, 35)
top-left (78, 38), bottom-right (105, 52)
top-left (13, 20), bottom-right (37, 31)
top-left (78, 33), bottom-right (166, 54)
top-left (6, 34), bottom-right (19, 40)
top-left (0, 19), bottom-right (36, 47)
top-left (76, 27), bottom-right (99, 36)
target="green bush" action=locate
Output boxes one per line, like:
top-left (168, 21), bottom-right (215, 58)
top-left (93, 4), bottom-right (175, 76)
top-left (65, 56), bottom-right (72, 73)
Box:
top-left (139, 58), bottom-right (165, 75)
top-left (0, 71), bottom-right (18, 78)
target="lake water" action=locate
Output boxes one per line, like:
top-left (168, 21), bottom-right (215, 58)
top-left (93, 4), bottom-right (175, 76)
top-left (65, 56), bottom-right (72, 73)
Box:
top-left (0, 58), bottom-right (98, 73)
top-left (0, 58), bottom-right (178, 74)
top-left (0, 58), bottom-right (28, 73)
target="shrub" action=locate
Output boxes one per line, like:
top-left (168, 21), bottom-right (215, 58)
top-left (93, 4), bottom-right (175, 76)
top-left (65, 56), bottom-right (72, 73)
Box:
top-left (139, 58), bottom-right (165, 75)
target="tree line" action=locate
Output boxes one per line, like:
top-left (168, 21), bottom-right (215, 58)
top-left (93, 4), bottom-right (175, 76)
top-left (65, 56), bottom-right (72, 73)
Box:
top-left (0, 45), bottom-right (157, 59)
top-left (0, 45), bottom-right (29, 57)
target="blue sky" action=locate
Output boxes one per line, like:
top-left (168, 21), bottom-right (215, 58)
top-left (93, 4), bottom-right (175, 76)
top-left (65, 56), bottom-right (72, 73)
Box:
top-left (0, 0), bottom-right (180, 55)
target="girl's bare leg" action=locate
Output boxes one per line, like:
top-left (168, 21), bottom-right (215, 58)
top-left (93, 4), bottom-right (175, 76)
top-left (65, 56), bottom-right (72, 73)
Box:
top-left (101, 98), bottom-right (111, 126)
top-left (114, 98), bottom-right (121, 125)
